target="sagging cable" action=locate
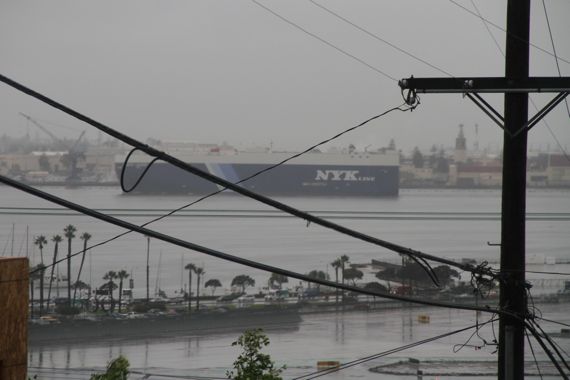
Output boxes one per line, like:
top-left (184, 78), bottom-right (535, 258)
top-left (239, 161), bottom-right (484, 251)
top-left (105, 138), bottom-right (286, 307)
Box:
top-left (0, 172), bottom-right (499, 315)
top-left (0, 72), bottom-right (484, 282)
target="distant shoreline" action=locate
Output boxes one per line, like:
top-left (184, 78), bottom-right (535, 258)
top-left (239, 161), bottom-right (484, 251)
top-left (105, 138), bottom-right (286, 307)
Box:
top-left (27, 299), bottom-right (488, 347)
top-left (29, 307), bottom-right (303, 347)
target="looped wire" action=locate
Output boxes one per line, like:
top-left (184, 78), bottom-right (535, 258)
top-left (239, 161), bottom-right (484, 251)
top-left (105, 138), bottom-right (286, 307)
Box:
top-left (120, 148), bottom-right (162, 193)
top-left (470, 261), bottom-right (497, 299)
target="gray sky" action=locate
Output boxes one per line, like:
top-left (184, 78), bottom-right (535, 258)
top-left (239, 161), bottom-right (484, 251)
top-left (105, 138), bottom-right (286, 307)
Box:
top-left (0, 0), bottom-right (568, 153)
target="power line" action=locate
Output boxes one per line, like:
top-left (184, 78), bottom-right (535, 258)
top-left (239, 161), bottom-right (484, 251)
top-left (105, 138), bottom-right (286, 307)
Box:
top-left (525, 328), bottom-right (544, 380)
top-left (524, 320), bottom-right (569, 380)
top-left (507, 270), bottom-right (570, 276)
top-left (305, 0), bottom-right (569, 163)
top-left (468, 0), bottom-right (503, 57)
top-left (310, 0), bottom-right (570, 162)
top-left (292, 318), bottom-right (498, 379)
top-left (447, 0), bottom-right (570, 65)
top-left (525, 286), bottom-right (570, 378)
top-left (541, 0), bottom-right (570, 118)
top-left (541, 116), bottom-right (570, 162)
top-left (308, 0), bottom-right (453, 77)
top-left (0, 173), bottom-right (501, 315)
top-left (528, 318), bottom-right (570, 373)
top-left (121, 103), bottom-right (412, 195)
top-left (22, 107), bottom-right (425, 275)
top-left (250, 0), bottom-right (397, 81)
top-left (467, 0), bottom-right (570, 161)
top-left (536, 316), bottom-right (570, 329)
top-left (0, 73), bottom-right (488, 278)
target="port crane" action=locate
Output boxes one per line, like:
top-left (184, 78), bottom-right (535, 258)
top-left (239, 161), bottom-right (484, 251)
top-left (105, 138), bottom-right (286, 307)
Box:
top-left (19, 112), bottom-right (86, 180)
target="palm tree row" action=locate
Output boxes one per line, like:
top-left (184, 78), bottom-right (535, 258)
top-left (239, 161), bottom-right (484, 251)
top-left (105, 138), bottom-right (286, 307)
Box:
top-left (331, 254), bottom-right (350, 304)
top-left (184, 263), bottom-right (207, 312)
top-left (31, 224), bottom-right (92, 316)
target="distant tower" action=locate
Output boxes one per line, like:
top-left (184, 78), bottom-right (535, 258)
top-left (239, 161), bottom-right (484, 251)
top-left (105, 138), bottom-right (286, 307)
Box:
top-left (455, 124), bottom-right (467, 163)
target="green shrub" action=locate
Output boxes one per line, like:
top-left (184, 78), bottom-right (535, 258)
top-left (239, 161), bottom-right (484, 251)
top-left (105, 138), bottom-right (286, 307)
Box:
top-left (90, 356), bottom-right (129, 380)
top-left (226, 329), bottom-right (284, 380)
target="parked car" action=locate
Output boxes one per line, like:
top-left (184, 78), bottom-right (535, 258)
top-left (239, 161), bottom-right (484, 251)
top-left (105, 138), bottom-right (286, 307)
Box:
top-left (237, 295), bottom-right (255, 305)
top-left (265, 289), bottom-right (289, 302)
top-left (34, 315), bottom-right (60, 325)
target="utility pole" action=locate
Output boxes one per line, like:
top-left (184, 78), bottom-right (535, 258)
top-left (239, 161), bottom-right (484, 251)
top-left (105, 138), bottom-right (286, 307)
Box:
top-left (146, 236), bottom-right (150, 303)
top-left (399, 1), bottom-right (569, 378)
top-left (498, 1), bottom-right (530, 378)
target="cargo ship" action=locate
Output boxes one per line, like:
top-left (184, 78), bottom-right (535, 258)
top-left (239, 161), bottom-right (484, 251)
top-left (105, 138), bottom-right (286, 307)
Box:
top-left (116, 143), bottom-right (399, 196)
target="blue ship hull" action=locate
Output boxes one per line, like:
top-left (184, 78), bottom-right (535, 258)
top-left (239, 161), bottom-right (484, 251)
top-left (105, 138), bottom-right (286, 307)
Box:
top-left (117, 162), bottom-right (399, 197)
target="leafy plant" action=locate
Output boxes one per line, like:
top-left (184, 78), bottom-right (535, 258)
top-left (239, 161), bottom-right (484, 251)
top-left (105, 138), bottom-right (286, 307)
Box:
top-left (227, 329), bottom-right (284, 380)
top-left (90, 355), bottom-right (129, 380)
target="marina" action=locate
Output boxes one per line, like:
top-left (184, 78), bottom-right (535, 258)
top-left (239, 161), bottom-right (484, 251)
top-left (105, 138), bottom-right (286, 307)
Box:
top-left (0, 186), bottom-right (567, 378)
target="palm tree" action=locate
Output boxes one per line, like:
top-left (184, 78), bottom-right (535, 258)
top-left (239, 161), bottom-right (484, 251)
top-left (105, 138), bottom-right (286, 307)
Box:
top-left (184, 263), bottom-right (196, 312)
top-left (205, 279), bottom-right (222, 296)
top-left (73, 232), bottom-right (92, 303)
top-left (33, 236), bottom-right (48, 313)
top-left (194, 267), bottom-right (205, 311)
top-left (34, 235), bottom-right (48, 264)
top-left (331, 258), bottom-right (342, 304)
top-left (117, 270), bottom-right (129, 313)
top-left (231, 275), bottom-right (255, 294)
top-left (103, 270), bottom-right (118, 311)
top-left (63, 224), bottom-right (77, 306)
top-left (47, 235), bottom-right (62, 312)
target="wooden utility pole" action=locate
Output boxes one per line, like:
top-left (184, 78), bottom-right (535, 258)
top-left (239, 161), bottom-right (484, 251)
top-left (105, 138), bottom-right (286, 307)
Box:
top-left (498, 1), bottom-right (530, 378)
top-left (146, 236), bottom-right (150, 303)
top-left (399, 1), bottom-right (569, 378)
top-left (0, 257), bottom-right (28, 380)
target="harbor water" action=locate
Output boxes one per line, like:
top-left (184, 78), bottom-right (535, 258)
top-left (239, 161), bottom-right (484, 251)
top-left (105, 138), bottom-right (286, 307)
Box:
top-left (1, 186), bottom-right (569, 378)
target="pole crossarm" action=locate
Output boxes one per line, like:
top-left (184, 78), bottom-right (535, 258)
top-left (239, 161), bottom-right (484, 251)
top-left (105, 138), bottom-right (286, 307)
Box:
top-left (399, 76), bottom-right (569, 136)
top-left (399, 76), bottom-right (570, 93)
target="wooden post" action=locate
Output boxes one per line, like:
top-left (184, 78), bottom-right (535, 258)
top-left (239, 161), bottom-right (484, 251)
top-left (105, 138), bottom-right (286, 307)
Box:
top-left (0, 257), bottom-right (29, 380)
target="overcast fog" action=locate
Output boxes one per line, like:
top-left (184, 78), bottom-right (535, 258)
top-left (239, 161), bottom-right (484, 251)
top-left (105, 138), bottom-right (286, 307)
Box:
top-left (1, 0), bottom-right (568, 154)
